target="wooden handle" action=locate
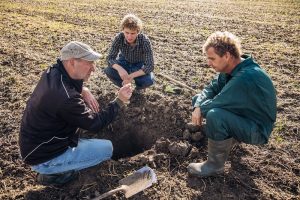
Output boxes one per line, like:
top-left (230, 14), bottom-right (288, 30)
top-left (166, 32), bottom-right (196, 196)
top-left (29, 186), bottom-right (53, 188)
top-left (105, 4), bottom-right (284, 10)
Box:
top-left (157, 73), bottom-right (197, 93)
top-left (91, 186), bottom-right (125, 200)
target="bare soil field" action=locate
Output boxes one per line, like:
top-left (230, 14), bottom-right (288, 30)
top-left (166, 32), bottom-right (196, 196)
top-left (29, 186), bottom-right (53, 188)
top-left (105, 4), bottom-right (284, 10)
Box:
top-left (0, 0), bottom-right (299, 199)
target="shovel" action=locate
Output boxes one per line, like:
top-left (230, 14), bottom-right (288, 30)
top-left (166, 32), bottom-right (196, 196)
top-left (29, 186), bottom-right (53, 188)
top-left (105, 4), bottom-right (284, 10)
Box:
top-left (157, 73), bottom-right (198, 93)
top-left (92, 166), bottom-right (157, 200)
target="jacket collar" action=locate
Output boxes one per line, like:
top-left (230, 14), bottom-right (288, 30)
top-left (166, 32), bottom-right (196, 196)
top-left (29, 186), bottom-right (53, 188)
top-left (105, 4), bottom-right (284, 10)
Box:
top-left (230, 54), bottom-right (256, 76)
top-left (122, 32), bottom-right (140, 46)
top-left (56, 59), bottom-right (83, 93)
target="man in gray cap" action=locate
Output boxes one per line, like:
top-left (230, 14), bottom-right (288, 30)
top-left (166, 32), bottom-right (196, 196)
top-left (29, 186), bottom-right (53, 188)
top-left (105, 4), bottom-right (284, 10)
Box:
top-left (19, 41), bottom-right (132, 186)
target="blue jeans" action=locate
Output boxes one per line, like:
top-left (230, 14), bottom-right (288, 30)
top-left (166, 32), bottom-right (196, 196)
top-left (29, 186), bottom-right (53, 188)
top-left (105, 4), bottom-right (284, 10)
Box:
top-left (192, 95), bottom-right (267, 144)
top-left (31, 139), bottom-right (113, 174)
top-left (104, 55), bottom-right (155, 89)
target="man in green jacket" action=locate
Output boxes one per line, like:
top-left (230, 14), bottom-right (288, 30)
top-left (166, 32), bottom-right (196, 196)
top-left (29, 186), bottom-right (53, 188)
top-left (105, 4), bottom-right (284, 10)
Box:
top-left (188, 31), bottom-right (277, 177)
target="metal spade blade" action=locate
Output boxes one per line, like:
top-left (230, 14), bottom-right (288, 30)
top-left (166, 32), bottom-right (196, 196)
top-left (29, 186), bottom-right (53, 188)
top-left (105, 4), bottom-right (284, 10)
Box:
top-left (92, 166), bottom-right (157, 200)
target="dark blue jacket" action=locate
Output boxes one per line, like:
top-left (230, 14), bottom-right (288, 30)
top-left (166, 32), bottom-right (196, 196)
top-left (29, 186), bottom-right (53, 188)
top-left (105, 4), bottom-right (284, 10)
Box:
top-left (19, 59), bottom-right (120, 165)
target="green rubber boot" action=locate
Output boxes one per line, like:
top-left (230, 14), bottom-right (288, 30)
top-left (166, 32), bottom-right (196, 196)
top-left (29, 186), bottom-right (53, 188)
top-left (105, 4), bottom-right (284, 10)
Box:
top-left (187, 138), bottom-right (234, 177)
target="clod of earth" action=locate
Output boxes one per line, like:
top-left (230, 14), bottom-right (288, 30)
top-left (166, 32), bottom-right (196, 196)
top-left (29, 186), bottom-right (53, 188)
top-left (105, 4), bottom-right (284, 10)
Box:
top-left (185, 122), bottom-right (201, 133)
top-left (168, 141), bottom-right (191, 156)
top-left (191, 131), bottom-right (204, 142)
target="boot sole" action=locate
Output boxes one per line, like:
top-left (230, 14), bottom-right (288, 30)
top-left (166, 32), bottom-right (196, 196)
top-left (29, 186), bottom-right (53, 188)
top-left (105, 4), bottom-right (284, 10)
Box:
top-left (188, 167), bottom-right (224, 178)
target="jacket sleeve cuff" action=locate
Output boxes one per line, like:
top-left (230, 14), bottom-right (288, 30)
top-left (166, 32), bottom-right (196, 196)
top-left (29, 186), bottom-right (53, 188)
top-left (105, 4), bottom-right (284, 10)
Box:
top-left (141, 66), bottom-right (153, 74)
top-left (113, 97), bottom-right (125, 108)
top-left (108, 60), bottom-right (117, 67)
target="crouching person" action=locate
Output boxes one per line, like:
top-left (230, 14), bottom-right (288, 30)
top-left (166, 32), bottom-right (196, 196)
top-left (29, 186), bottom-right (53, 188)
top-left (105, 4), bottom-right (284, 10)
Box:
top-left (188, 31), bottom-right (277, 177)
top-left (19, 41), bottom-right (132, 186)
top-left (104, 14), bottom-right (155, 92)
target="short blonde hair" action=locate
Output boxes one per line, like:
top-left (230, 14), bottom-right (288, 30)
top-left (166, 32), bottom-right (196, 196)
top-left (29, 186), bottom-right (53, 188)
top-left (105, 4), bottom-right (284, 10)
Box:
top-left (203, 31), bottom-right (242, 59)
top-left (120, 14), bottom-right (143, 32)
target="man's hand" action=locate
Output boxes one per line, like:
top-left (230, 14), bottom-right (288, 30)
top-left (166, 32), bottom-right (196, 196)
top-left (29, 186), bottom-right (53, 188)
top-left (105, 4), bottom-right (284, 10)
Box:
top-left (118, 83), bottom-right (133, 103)
top-left (122, 69), bottom-right (146, 85)
top-left (122, 74), bottom-right (134, 85)
top-left (192, 107), bottom-right (203, 126)
top-left (113, 64), bottom-right (129, 81)
top-left (82, 87), bottom-right (100, 113)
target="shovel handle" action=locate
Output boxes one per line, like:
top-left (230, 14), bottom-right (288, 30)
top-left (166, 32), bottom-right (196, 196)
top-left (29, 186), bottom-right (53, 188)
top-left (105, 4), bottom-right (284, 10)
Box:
top-left (157, 73), bottom-right (198, 93)
top-left (92, 186), bottom-right (126, 200)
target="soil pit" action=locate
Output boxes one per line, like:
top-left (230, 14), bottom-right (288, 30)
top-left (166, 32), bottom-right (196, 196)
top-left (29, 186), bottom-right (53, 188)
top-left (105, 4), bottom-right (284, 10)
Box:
top-left (96, 91), bottom-right (193, 160)
top-left (110, 127), bottom-right (151, 160)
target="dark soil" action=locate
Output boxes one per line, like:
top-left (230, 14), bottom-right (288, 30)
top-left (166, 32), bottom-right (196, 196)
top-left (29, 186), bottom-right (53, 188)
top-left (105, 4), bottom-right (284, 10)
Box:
top-left (0, 0), bottom-right (299, 199)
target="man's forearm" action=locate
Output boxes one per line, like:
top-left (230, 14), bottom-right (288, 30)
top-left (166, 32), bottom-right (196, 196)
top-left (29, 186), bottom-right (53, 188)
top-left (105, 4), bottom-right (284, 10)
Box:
top-left (112, 64), bottom-right (123, 71)
top-left (130, 69), bottom-right (145, 78)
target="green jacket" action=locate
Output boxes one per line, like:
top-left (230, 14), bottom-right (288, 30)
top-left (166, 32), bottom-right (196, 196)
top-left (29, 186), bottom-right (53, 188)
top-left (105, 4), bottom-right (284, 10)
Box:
top-left (194, 55), bottom-right (277, 139)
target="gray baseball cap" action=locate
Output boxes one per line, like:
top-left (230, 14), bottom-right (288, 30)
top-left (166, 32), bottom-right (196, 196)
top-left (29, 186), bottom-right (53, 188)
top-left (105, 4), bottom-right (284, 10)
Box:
top-left (60, 41), bottom-right (102, 61)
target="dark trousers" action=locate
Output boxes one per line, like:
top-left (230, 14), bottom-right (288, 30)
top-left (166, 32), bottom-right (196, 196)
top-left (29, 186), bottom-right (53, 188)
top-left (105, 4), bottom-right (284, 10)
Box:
top-left (192, 95), bottom-right (267, 144)
top-left (104, 55), bottom-right (154, 89)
